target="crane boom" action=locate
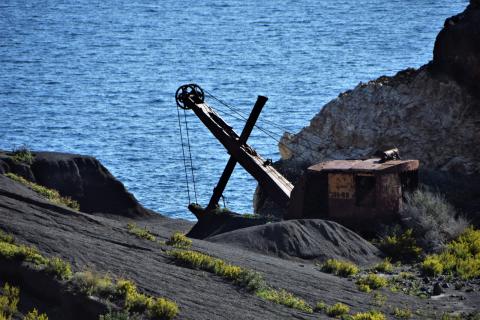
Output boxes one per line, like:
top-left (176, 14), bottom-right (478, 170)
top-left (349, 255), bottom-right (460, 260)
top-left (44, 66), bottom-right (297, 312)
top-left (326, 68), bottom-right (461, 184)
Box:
top-left (177, 84), bottom-right (293, 211)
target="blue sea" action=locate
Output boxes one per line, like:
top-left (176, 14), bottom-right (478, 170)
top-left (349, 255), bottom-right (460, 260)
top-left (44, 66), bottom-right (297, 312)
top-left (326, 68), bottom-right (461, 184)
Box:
top-left (0, 0), bottom-right (468, 220)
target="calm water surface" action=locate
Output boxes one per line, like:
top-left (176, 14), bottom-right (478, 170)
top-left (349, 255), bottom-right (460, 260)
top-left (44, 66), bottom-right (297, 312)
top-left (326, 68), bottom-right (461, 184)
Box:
top-left (0, 0), bottom-right (468, 219)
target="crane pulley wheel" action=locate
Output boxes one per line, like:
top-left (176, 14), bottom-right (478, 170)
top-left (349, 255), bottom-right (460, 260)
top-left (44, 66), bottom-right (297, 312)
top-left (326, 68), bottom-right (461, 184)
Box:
top-left (175, 84), bottom-right (205, 110)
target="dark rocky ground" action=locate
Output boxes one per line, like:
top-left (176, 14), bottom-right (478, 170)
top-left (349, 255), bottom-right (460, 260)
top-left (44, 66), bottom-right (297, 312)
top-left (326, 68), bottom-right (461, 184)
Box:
top-left (0, 152), bottom-right (479, 319)
top-left (2, 4), bottom-right (480, 318)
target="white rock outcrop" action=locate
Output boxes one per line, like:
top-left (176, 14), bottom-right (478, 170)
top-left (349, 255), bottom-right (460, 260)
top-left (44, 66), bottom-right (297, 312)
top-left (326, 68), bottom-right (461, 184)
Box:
top-left (279, 68), bottom-right (480, 175)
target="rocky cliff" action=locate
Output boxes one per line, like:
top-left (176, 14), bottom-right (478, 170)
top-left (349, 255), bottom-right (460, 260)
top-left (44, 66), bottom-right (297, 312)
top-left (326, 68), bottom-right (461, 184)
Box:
top-left (256, 1), bottom-right (480, 221)
top-left (0, 151), bottom-right (154, 217)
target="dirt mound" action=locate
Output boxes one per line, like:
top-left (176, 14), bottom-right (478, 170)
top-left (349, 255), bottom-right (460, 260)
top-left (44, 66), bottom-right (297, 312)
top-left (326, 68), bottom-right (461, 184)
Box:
top-left (207, 219), bottom-right (382, 265)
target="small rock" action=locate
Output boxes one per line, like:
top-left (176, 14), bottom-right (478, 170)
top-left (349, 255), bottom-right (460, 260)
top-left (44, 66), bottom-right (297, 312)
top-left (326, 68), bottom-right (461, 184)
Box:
top-left (442, 283), bottom-right (450, 289)
top-left (433, 282), bottom-right (444, 296)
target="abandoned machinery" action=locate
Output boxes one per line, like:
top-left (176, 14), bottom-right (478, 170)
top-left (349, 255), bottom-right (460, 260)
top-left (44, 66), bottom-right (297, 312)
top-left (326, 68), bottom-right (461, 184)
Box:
top-left (175, 83), bottom-right (419, 229)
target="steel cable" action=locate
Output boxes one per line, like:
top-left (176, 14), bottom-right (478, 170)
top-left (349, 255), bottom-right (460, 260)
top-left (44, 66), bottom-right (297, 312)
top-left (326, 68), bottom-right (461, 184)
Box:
top-left (204, 89), bottom-right (321, 154)
top-left (176, 105), bottom-right (191, 204)
top-left (183, 109), bottom-right (198, 204)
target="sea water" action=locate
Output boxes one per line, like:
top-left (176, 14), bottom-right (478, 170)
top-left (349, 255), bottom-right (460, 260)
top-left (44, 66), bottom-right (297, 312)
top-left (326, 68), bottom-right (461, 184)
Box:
top-left (0, 0), bottom-right (468, 219)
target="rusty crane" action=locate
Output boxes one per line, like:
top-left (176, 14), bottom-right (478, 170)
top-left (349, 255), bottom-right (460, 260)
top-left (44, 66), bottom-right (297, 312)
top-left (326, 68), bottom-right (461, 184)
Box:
top-left (175, 84), bottom-right (419, 229)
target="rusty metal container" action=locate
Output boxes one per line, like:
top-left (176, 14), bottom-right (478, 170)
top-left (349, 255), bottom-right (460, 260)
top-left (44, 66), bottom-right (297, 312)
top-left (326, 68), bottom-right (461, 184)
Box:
top-left (287, 158), bottom-right (419, 230)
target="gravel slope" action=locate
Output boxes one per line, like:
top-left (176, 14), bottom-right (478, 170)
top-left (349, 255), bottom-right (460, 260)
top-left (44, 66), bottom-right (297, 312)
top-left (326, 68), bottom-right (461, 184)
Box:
top-left (1, 174), bottom-right (479, 319)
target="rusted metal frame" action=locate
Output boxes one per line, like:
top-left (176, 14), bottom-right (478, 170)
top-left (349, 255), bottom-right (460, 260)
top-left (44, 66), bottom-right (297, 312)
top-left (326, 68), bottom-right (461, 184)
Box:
top-left (206, 96), bottom-right (268, 211)
top-left (184, 97), bottom-right (293, 208)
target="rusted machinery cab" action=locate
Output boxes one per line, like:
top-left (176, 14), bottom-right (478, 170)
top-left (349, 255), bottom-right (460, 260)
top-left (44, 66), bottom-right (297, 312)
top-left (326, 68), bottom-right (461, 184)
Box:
top-left (287, 159), bottom-right (419, 230)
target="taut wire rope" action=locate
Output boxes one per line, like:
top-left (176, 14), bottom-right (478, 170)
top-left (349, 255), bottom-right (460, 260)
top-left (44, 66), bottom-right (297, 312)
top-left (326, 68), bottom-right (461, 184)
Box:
top-left (176, 105), bottom-right (191, 203)
top-left (183, 108), bottom-right (198, 204)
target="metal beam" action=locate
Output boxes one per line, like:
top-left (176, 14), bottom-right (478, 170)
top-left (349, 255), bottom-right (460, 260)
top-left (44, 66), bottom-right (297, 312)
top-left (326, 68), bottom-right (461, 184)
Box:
top-left (206, 96), bottom-right (268, 210)
top-left (185, 97), bottom-right (293, 209)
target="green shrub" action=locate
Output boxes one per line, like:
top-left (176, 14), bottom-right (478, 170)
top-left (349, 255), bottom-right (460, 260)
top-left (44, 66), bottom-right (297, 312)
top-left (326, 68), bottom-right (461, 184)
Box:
top-left (351, 310), bottom-right (386, 320)
top-left (357, 284), bottom-right (372, 293)
top-left (0, 234), bottom-right (177, 319)
top-left (421, 256), bottom-right (444, 276)
top-left (321, 259), bottom-right (359, 277)
top-left (168, 250), bottom-right (265, 291)
top-left (4, 173), bottom-right (79, 210)
top-left (72, 271), bottom-right (115, 297)
top-left (372, 293), bottom-right (386, 307)
top-left (373, 259), bottom-right (393, 273)
top-left (356, 274), bottom-right (387, 292)
top-left (148, 298), bottom-right (179, 320)
top-left (0, 231), bottom-right (14, 245)
top-left (23, 309), bottom-right (48, 320)
top-left (256, 289), bottom-right (313, 313)
top-left (0, 240), bottom-right (47, 265)
top-left (325, 302), bottom-right (350, 317)
top-left (401, 189), bottom-right (467, 252)
top-left (397, 272), bottom-right (415, 280)
top-left (314, 300), bottom-right (327, 312)
top-left (12, 146), bottom-right (34, 165)
top-left (0, 283), bottom-right (19, 320)
top-left (378, 229), bottom-right (422, 262)
top-left (126, 223), bottom-right (155, 241)
top-left (421, 227), bottom-right (480, 279)
top-left (44, 257), bottom-right (72, 280)
top-left (116, 279), bottom-right (151, 311)
top-left (165, 232), bottom-right (192, 248)
top-left (115, 279), bottom-right (178, 319)
top-left (393, 307), bottom-right (412, 319)
top-left (169, 249), bottom-right (310, 312)
top-left (99, 310), bottom-right (143, 320)
top-left (440, 313), bottom-right (463, 320)
top-left (233, 268), bottom-right (266, 292)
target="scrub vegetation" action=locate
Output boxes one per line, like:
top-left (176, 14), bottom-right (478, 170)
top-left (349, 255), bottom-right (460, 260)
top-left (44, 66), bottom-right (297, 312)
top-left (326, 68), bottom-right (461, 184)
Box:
top-left (126, 223), bottom-right (156, 241)
top-left (400, 189), bottom-right (468, 253)
top-left (165, 232), bottom-right (192, 249)
top-left (377, 229), bottom-right (422, 262)
top-left (320, 259), bottom-right (359, 277)
top-left (4, 173), bottom-right (79, 211)
top-left (421, 227), bottom-right (480, 279)
top-left (256, 289), bottom-right (313, 313)
top-left (325, 302), bottom-right (350, 317)
top-left (0, 230), bottom-right (178, 320)
top-left (313, 301), bottom-right (387, 320)
top-left (11, 146), bottom-right (34, 165)
top-left (373, 259), bottom-right (393, 273)
top-left (350, 310), bottom-right (387, 320)
top-left (168, 249), bottom-right (313, 313)
top-left (392, 307), bottom-right (412, 319)
top-left (0, 283), bottom-right (48, 320)
top-left (356, 274), bottom-right (388, 292)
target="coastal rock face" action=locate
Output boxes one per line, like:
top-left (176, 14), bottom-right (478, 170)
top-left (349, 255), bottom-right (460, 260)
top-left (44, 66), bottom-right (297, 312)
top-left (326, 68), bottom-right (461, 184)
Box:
top-left (255, 3), bottom-right (480, 220)
top-left (0, 151), bottom-right (153, 217)
top-left (432, 1), bottom-right (480, 98)
top-left (279, 67), bottom-right (480, 175)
